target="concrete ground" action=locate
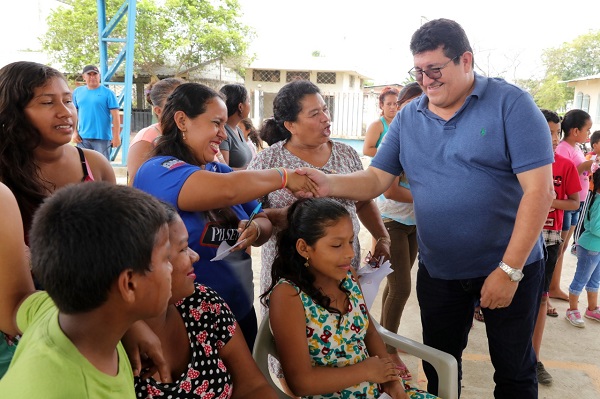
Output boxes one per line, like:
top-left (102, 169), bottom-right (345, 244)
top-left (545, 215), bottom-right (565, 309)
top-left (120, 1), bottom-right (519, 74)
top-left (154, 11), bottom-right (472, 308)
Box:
top-left (114, 159), bottom-right (600, 399)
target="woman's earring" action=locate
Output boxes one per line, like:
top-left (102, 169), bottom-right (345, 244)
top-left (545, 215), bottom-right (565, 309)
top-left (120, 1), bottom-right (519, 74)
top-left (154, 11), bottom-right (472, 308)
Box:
top-left (304, 257), bottom-right (310, 268)
top-left (181, 130), bottom-right (186, 140)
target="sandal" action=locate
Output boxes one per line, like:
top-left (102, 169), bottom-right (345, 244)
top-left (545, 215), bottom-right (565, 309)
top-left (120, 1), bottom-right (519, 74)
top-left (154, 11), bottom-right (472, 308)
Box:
top-left (546, 306), bottom-right (559, 318)
top-left (396, 364), bottom-right (412, 381)
top-left (474, 308), bottom-right (485, 323)
top-left (390, 352), bottom-right (412, 381)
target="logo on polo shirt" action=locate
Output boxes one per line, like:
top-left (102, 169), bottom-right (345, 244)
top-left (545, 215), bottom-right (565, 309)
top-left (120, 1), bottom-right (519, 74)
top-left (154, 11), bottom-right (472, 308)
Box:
top-left (161, 158), bottom-right (186, 170)
top-left (480, 128), bottom-right (487, 137)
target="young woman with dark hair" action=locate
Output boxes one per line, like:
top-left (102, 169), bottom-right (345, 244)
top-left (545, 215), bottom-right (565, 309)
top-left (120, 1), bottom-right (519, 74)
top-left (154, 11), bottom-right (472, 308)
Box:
top-left (134, 82), bottom-right (316, 349)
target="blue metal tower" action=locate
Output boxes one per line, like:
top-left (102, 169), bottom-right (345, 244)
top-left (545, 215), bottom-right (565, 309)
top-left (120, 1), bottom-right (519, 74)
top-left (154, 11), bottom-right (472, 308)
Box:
top-left (96, 0), bottom-right (137, 166)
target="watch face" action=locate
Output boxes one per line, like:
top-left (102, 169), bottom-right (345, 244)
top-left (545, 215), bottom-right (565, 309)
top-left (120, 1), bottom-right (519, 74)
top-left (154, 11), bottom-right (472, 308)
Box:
top-left (511, 270), bottom-right (524, 282)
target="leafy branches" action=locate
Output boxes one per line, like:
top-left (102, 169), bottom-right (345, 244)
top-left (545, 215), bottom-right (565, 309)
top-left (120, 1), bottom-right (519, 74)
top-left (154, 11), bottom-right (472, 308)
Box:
top-left (41, 0), bottom-right (253, 77)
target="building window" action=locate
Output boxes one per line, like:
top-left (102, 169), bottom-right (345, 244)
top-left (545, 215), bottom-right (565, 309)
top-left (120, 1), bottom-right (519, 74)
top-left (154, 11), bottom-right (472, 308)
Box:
top-left (574, 92), bottom-right (583, 109)
top-left (286, 71), bottom-right (310, 82)
top-left (582, 94), bottom-right (590, 113)
top-left (349, 75), bottom-right (355, 89)
top-left (322, 94), bottom-right (335, 121)
top-left (317, 72), bottom-right (336, 85)
top-left (252, 70), bottom-right (281, 82)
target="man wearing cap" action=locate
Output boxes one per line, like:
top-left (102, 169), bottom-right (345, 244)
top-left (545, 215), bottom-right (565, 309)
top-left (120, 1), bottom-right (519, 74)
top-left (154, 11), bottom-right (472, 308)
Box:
top-left (72, 65), bottom-right (121, 160)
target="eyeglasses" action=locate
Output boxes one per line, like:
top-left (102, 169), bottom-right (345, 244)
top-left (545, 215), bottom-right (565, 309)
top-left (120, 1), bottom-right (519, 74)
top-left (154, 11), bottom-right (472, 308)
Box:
top-left (364, 251), bottom-right (384, 268)
top-left (408, 55), bottom-right (460, 82)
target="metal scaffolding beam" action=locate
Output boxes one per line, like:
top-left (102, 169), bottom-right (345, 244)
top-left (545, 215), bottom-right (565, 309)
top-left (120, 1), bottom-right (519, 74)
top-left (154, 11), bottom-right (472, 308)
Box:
top-left (96, 0), bottom-right (136, 166)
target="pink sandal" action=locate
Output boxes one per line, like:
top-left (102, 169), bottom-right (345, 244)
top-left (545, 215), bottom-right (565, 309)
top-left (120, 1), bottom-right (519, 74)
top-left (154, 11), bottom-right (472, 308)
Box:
top-left (396, 363), bottom-right (412, 381)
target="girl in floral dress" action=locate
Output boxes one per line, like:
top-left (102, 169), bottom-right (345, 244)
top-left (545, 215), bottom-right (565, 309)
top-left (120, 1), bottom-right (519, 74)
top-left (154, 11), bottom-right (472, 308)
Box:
top-left (263, 198), bottom-right (439, 399)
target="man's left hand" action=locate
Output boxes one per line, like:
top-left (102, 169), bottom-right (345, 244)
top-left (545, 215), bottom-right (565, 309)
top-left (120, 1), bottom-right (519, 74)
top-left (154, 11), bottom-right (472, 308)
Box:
top-left (480, 267), bottom-right (518, 309)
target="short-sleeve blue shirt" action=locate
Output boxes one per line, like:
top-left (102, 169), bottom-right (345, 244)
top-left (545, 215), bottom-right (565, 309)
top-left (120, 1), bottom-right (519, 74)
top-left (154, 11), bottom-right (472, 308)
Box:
top-left (73, 85), bottom-right (119, 140)
top-left (371, 74), bottom-right (553, 279)
top-left (134, 156), bottom-right (258, 319)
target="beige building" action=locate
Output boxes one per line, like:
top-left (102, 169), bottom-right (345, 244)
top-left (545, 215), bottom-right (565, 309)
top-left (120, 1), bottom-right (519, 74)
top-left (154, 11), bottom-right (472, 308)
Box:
top-left (244, 57), bottom-right (372, 137)
top-left (562, 73), bottom-right (600, 132)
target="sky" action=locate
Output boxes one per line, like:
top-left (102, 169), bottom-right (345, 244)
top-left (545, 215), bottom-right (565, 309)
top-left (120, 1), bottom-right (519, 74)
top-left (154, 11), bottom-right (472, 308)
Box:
top-left (237, 0), bottom-right (600, 84)
top-left (1, 0), bottom-right (598, 84)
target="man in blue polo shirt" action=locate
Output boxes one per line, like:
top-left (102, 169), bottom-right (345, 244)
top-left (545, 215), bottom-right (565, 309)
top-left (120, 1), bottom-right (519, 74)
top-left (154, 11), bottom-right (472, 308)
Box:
top-left (301, 18), bottom-right (553, 398)
top-left (72, 65), bottom-right (121, 160)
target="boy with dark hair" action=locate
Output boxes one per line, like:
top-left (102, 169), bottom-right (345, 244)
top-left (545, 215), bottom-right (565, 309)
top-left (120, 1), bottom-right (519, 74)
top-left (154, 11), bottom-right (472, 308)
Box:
top-left (532, 109), bottom-right (581, 385)
top-left (0, 182), bottom-right (172, 397)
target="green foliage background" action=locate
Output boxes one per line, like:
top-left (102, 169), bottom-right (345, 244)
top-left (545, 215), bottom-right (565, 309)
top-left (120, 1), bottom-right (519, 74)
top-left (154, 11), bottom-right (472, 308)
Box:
top-left (41, 0), bottom-right (253, 77)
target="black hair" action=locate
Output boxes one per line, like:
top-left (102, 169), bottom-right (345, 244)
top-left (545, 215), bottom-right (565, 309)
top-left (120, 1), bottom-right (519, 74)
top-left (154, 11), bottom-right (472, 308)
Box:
top-left (154, 82), bottom-right (223, 165)
top-left (540, 109), bottom-right (560, 124)
top-left (240, 117), bottom-right (263, 150)
top-left (259, 80), bottom-right (321, 146)
top-left (29, 182), bottom-right (168, 314)
top-left (397, 82), bottom-right (423, 106)
top-left (146, 77), bottom-right (185, 108)
top-left (561, 109), bottom-right (591, 138)
top-left (219, 84), bottom-right (249, 118)
top-left (409, 18), bottom-right (473, 66)
top-left (261, 198), bottom-right (351, 320)
top-left (160, 200), bottom-right (180, 225)
top-left (0, 61), bottom-right (66, 235)
top-left (154, 83), bottom-right (238, 227)
top-left (590, 131), bottom-right (600, 147)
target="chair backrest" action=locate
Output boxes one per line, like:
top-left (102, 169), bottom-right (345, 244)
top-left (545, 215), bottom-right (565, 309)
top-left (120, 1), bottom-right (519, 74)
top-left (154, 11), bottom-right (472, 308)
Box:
top-left (252, 314), bottom-right (291, 398)
top-left (253, 313), bottom-right (459, 399)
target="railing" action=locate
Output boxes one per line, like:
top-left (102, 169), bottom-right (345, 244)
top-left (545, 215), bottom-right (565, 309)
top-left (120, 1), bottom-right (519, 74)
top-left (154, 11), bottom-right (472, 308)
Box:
top-left (254, 90), bottom-right (382, 138)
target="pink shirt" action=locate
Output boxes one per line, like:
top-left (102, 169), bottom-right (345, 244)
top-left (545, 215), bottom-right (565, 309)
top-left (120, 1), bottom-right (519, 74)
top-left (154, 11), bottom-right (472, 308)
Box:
top-left (555, 141), bottom-right (589, 200)
top-left (129, 123), bottom-right (161, 147)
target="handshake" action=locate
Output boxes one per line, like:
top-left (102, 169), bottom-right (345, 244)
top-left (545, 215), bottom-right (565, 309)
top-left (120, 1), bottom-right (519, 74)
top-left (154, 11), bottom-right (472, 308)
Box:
top-left (284, 167), bottom-right (330, 198)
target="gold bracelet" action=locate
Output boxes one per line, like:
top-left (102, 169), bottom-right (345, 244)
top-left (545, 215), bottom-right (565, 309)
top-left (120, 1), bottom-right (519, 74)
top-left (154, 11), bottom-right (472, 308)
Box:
top-left (376, 236), bottom-right (391, 246)
top-left (251, 220), bottom-right (261, 240)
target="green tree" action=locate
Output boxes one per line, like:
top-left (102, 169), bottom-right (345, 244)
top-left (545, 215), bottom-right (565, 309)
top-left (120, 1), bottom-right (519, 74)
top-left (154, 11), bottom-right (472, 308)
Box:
top-left (535, 30), bottom-right (600, 110)
top-left (41, 0), bottom-right (253, 76)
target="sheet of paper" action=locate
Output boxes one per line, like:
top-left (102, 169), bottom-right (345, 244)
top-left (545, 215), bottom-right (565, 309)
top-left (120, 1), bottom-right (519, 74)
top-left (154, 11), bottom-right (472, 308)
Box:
top-left (210, 239), bottom-right (247, 261)
top-left (357, 260), bottom-right (393, 309)
top-left (378, 393), bottom-right (393, 399)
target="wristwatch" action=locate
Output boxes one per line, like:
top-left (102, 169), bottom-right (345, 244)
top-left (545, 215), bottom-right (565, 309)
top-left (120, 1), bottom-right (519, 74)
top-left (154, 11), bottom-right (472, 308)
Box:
top-left (498, 261), bottom-right (524, 282)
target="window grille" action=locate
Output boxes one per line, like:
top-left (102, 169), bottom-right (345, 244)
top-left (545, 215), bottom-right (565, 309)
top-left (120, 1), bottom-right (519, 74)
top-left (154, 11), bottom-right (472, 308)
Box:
top-left (286, 71), bottom-right (310, 82)
top-left (317, 72), bottom-right (336, 85)
top-left (253, 69), bottom-right (281, 82)
top-left (322, 94), bottom-right (335, 121)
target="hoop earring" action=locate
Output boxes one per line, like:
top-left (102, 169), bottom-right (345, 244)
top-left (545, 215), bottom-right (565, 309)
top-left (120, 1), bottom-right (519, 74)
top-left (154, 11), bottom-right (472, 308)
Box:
top-left (304, 257), bottom-right (309, 268)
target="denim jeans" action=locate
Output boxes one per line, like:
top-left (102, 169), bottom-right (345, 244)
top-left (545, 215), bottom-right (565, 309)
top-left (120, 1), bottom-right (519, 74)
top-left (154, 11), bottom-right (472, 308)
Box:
top-left (416, 260), bottom-right (543, 398)
top-left (570, 246), bottom-right (600, 295)
top-left (562, 200), bottom-right (584, 231)
top-left (77, 139), bottom-right (112, 160)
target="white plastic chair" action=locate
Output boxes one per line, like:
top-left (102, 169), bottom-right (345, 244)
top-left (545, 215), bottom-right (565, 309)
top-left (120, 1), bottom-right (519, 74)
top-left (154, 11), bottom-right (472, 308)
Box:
top-left (252, 313), bottom-right (459, 399)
